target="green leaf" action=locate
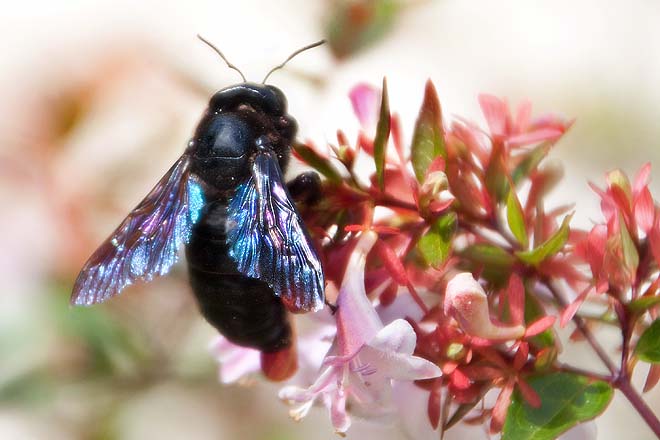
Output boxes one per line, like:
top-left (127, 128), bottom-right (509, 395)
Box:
top-left (292, 142), bottom-right (342, 184)
top-left (512, 143), bottom-right (551, 184)
top-left (507, 189), bottom-right (528, 247)
top-left (502, 373), bottom-right (613, 440)
top-left (61, 304), bottom-right (149, 377)
top-left (462, 244), bottom-right (516, 269)
top-left (628, 296), bottom-right (660, 314)
top-left (484, 144), bottom-right (510, 202)
top-left (0, 371), bottom-right (55, 405)
top-left (516, 214), bottom-right (572, 266)
top-left (411, 80), bottom-right (446, 182)
top-left (373, 77), bottom-right (391, 190)
top-left (524, 290), bottom-right (555, 348)
top-left (324, 0), bottom-right (399, 59)
top-left (619, 213), bottom-right (639, 278)
top-left (534, 347), bottom-right (558, 371)
top-left (460, 244), bottom-right (515, 287)
top-left (417, 212), bottom-right (456, 267)
top-left (635, 319), bottom-right (660, 363)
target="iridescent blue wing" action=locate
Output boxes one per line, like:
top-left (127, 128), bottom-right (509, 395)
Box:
top-left (71, 154), bottom-right (205, 306)
top-left (227, 150), bottom-right (324, 313)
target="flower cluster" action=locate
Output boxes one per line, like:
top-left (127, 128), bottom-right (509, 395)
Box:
top-left (211, 80), bottom-right (660, 438)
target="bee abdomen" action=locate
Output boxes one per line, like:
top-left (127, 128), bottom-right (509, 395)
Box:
top-left (188, 271), bottom-right (291, 351)
top-left (185, 202), bottom-right (291, 352)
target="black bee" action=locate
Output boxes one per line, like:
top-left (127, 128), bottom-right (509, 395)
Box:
top-left (71, 36), bottom-right (326, 380)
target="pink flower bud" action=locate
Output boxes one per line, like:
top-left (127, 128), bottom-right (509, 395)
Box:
top-left (420, 171), bottom-right (449, 198)
top-left (445, 273), bottom-right (525, 340)
top-left (419, 170), bottom-right (454, 213)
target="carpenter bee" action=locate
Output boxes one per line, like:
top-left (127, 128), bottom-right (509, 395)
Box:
top-left (71, 36), bottom-right (326, 380)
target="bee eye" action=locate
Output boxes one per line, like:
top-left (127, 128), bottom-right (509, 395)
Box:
top-left (266, 85), bottom-right (288, 113)
top-left (278, 115), bottom-right (298, 140)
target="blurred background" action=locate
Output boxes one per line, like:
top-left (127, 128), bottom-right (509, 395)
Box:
top-left (1, 1), bottom-right (660, 438)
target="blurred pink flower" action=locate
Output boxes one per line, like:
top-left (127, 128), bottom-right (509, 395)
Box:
top-left (209, 336), bottom-right (260, 384)
top-left (572, 163), bottom-right (657, 300)
top-left (210, 316), bottom-right (335, 385)
top-left (349, 83), bottom-right (380, 130)
top-left (478, 94), bottom-right (570, 148)
top-left (590, 163), bottom-right (656, 239)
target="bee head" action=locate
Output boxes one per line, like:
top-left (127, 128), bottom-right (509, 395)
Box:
top-left (189, 37), bottom-right (324, 193)
top-left (209, 83), bottom-right (287, 115)
top-left (188, 84), bottom-right (298, 192)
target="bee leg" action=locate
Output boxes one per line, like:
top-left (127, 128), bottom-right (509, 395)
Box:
top-left (286, 171), bottom-right (322, 206)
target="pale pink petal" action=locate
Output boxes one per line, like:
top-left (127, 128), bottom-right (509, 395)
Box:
top-left (336, 231), bottom-right (382, 356)
top-left (288, 400), bottom-right (314, 422)
top-left (368, 319), bottom-right (417, 355)
top-left (331, 383), bottom-right (351, 433)
top-left (633, 162), bottom-right (652, 197)
top-left (355, 320), bottom-right (441, 384)
top-left (358, 344), bottom-right (442, 381)
top-left (219, 350), bottom-right (260, 384)
top-left (393, 382), bottom-right (440, 440)
top-left (209, 336), bottom-right (261, 384)
top-left (634, 187), bottom-right (655, 234)
top-left (575, 225), bottom-right (608, 289)
top-left (304, 365), bottom-right (341, 396)
top-left (514, 99), bottom-right (532, 132)
top-left (444, 272), bottom-right (482, 313)
top-left (445, 273), bottom-right (525, 340)
top-left (376, 292), bottom-right (425, 324)
top-left (347, 368), bottom-right (391, 409)
top-left (278, 385), bottom-right (313, 403)
top-left (507, 128), bottom-right (563, 148)
top-left (279, 366), bottom-right (337, 403)
top-left (295, 318), bottom-right (336, 379)
top-left (589, 182), bottom-right (617, 222)
top-left (450, 119), bottom-right (490, 161)
top-left (530, 114), bottom-right (573, 132)
top-left (478, 94), bottom-right (508, 137)
top-left (349, 83), bottom-right (380, 129)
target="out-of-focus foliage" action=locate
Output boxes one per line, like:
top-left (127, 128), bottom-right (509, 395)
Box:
top-left (324, 0), bottom-right (401, 59)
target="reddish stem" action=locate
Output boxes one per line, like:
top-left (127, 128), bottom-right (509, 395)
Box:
top-left (544, 279), bottom-right (618, 375)
top-left (547, 279), bottom-right (660, 436)
top-left (617, 376), bottom-right (660, 438)
top-left (556, 364), bottom-right (612, 383)
top-left (406, 281), bottom-right (429, 314)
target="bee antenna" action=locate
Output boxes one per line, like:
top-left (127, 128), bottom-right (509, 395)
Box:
top-left (262, 40), bottom-right (326, 84)
top-left (197, 34), bottom-right (247, 83)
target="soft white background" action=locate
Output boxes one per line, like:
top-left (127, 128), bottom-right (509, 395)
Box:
top-left (1, 1), bottom-right (660, 438)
